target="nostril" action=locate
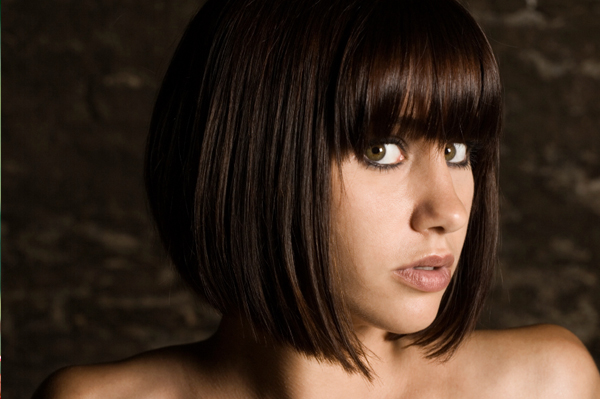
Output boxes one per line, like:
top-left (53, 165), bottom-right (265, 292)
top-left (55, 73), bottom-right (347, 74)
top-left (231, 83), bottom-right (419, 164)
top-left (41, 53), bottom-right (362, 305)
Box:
top-left (410, 187), bottom-right (471, 234)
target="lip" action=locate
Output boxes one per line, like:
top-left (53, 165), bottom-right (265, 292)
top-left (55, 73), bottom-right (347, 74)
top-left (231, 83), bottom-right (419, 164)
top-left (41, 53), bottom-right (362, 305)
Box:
top-left (392, 254), bottom-right (455, 292)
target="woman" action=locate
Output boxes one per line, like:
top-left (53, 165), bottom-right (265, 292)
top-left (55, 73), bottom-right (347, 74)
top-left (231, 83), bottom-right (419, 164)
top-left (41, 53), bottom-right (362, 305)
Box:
top-left (34, 0), bottom-right (600, 397)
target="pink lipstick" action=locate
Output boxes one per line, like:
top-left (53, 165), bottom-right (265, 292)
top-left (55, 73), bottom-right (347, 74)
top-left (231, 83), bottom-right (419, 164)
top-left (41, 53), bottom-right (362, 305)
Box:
top-left (392, 254), bottom-right (454, 292)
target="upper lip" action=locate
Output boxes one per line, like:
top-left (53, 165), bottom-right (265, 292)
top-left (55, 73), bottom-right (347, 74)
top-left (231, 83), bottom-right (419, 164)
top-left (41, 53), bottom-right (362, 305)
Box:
top-left (395, 254), bottom-right (455, 271)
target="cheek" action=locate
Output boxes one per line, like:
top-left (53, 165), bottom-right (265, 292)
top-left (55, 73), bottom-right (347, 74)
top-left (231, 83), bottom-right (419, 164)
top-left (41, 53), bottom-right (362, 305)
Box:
top-left (330, 171), bottom-right (416, 301)
top-left (340, 199), bottom-right (405, 259)
top-left (332, 176), bottom-right (411, 267)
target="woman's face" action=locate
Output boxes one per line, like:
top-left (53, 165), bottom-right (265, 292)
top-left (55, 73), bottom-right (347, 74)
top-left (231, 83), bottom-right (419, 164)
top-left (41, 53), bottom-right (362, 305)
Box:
top-left (331, 138), bottom-right (474, 336)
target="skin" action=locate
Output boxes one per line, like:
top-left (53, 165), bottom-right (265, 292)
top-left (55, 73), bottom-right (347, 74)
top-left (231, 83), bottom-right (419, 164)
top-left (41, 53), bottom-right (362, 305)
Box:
top-left (33, 139), bottom-right (600, 399)
top-left (331, 139), bottom-right (473, 336)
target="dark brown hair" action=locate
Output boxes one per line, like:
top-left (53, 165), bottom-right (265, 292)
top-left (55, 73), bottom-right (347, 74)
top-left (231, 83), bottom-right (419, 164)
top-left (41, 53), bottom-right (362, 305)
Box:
top-left (145, 0), bottom-right (502, 378)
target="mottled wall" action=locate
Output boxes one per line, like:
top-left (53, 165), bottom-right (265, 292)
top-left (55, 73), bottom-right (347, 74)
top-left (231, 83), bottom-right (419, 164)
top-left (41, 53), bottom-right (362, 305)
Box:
top-left (471, 0), bottom-right (600, 345)
top-left (2, 0), bottom-right (599, 398)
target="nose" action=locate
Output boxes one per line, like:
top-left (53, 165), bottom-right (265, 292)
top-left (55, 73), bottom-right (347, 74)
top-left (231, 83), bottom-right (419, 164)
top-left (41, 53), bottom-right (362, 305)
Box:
top-left (409, 156), bottom-right (472, 235)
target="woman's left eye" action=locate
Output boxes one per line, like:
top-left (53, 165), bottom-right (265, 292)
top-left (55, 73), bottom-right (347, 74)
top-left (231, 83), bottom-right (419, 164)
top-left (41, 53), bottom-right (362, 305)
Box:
top-left (444, 143), bottom-right (468, 165)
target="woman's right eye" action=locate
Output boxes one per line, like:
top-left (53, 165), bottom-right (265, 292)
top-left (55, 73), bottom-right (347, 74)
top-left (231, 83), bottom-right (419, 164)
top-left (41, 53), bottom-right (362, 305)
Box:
top-left (364, 143), bottom-right (404, 167)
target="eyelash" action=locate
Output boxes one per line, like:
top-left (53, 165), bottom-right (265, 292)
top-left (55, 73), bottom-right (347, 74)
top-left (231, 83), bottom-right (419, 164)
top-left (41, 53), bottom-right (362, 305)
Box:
top-left (447, 149), bottom-right (471, 170)
top-left (462, 141), bottom-right (481, 170)
top-left (362, 139), bottom-right (478, 171)
top-left (362, 137), bottom-right (407, 172)
top-left (365, 161), bottom-right (403, 172)
top-left (448, 159), bottom-right (471, 170)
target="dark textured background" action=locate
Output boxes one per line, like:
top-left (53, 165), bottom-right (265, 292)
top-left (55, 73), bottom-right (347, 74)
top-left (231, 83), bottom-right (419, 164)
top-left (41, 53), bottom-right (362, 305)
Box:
top-left (2, 0), bottom-right (600, 397)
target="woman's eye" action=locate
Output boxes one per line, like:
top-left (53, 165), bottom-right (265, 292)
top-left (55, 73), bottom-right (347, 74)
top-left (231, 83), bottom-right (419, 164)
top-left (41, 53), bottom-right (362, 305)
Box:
top-left (444, 143), bottom-right (468, 165)
top-left (365, 143), bottom-right (403, 165)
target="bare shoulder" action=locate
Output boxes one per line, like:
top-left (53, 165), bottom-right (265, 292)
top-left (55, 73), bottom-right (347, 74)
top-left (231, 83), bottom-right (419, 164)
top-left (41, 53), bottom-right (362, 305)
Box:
top-left (460, 325), bottom-right (600, 398)
top-left (31, 343), bottom-right (210, 399)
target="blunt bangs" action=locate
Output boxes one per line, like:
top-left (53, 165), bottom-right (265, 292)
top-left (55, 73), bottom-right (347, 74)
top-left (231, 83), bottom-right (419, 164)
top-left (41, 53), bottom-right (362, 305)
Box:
top-left (146, 0), bottom-right (502, 379)
top-left (335, 0), bottom-right (502, 156)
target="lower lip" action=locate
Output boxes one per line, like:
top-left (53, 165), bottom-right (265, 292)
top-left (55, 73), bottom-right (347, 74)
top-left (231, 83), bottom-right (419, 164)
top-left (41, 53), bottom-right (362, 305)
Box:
top-left (393, 267), bottom-right (452, 292)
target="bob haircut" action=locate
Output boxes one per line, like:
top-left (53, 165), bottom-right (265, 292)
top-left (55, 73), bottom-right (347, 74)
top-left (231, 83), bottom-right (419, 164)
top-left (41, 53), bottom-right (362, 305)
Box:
top-left (145, 0), bottom-right (502, 378)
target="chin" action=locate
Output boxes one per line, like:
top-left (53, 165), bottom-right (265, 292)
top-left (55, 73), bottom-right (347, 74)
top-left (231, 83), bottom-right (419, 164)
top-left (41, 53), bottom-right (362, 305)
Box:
top-left (351, 292), bottom-right (444, 336)
top-left (394, 295), bottom-right (445, 334)
top-left (397, 315), bottom-right (438, 335)
top-left (385, 311), bottom-right (439, 336)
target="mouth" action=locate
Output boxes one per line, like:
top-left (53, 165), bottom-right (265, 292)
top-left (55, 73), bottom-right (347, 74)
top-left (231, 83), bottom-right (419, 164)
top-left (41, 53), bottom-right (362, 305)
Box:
top-left (392, 254), bottom-right (455, 292)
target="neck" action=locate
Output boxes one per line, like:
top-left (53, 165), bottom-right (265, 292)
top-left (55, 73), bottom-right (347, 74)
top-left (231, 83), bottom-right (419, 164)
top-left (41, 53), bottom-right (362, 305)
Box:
top-left (204, 315), bottom-right (426, 399)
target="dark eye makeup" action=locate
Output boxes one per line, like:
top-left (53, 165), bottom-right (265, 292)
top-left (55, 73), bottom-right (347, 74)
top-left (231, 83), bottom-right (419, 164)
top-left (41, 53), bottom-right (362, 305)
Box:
top-left (362, 137), bottom-right (408, 171)
top-left (362, 138), bottom-right (477, 171)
